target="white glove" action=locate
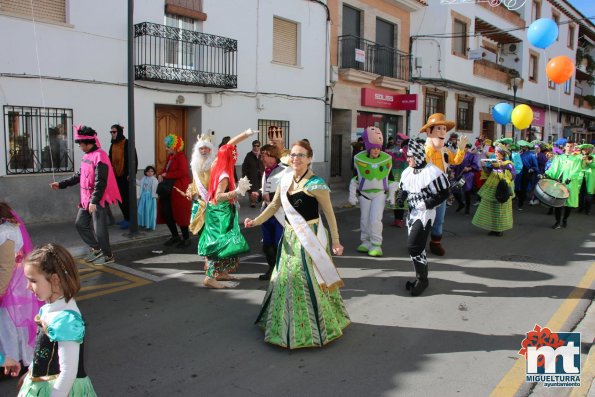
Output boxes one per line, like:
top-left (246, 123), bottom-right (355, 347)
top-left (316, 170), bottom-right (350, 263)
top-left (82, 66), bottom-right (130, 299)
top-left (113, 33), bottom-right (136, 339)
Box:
top-left (348, 178), bottom-right (358, 206)
top-left (235, 176), bottom-right (252, 196)
top-left (387, 193), bottom-right (395, 207)
top-left (244, 128), bottom-right (258, 137)
top-left (417, 201), bottom-right (427, 211)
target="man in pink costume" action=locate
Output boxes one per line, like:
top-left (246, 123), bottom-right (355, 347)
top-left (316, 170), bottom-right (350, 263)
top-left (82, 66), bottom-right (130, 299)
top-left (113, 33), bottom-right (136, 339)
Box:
top-left (50, 125), bottom-right (121, 264)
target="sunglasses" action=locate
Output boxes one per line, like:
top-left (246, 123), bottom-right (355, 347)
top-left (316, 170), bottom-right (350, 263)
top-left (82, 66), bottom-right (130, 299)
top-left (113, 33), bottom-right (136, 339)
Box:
top-left (289, 153), bottom-right (308, 159)
top-left (110, 131), bottom-right (117, 134)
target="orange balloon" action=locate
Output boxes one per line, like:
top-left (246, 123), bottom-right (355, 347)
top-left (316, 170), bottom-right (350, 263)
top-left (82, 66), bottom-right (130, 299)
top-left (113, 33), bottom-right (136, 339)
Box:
top-left (546, 56), bottom-right (575, 84)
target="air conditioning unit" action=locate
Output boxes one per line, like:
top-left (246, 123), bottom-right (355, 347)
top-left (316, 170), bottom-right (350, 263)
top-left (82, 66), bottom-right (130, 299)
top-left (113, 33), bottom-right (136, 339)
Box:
top-left (501, 43), bottom-right (518, 55)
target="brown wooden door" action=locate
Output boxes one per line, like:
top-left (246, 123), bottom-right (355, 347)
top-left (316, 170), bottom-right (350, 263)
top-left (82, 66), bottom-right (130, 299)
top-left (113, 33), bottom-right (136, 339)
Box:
top-left (155, 105), bottom-right (187, 173)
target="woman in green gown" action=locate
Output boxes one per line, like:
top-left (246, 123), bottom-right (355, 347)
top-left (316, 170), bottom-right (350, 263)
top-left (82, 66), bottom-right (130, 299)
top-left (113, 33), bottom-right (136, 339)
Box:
top-left (245, 140), bottom-right (350, 349)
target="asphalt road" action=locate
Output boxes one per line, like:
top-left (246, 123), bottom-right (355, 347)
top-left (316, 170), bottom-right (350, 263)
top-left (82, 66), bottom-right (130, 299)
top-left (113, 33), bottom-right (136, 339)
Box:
top-left (1, 204), bottom-right (593, 397)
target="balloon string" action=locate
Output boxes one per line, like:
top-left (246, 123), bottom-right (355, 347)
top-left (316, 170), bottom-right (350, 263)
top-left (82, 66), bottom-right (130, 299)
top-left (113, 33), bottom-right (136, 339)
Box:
top-left (543, 48), bottom-right (554, 143)
top-left (28, 0), bottom-right (55, 182)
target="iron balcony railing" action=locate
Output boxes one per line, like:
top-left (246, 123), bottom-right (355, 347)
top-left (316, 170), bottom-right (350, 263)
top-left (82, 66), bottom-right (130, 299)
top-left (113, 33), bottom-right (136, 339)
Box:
top-left (134, 22), bottom-right (237, 88)
top-left (338, 35), bottom-right (410, 81)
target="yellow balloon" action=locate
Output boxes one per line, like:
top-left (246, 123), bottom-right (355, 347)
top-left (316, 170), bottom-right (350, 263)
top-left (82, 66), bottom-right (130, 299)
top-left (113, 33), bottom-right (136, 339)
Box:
top-left (511, 104), bottom-right (533, 130)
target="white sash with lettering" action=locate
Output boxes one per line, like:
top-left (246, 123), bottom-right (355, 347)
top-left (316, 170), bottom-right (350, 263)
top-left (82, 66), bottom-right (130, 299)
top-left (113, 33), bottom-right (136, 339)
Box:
top-left (280, 172), bottom-right (343, 291)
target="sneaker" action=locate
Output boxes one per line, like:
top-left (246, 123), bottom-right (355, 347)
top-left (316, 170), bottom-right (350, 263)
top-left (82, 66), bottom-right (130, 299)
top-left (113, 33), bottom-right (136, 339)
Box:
top-left (93, 254), bottom-right (114, 265)
top-left (473, 201), bottom-right (480, 206)
top-left (517, 207), bottom-right (524, 211)
top-left (164, 236), bottom-right (181, 246)
top-left (368, 248), bottom-right (383, 257)
top-left (83, 249), bottom-right (102, 263)
top-left (356, 244), bottom-right (370, 253)
top-left (552, 223), bottom-right (561, 230)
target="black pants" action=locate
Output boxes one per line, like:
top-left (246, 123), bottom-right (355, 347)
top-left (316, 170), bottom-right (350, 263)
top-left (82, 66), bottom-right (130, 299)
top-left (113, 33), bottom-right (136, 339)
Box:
top-left (116, 176), bottom-right (130, 221)
top-left (554, 206), bottom-right (572, 224)
top-left (579, 180), bottom-right (592, 213)
top-left (159, 194), bottom-right (189, 240)
top-left (407, 218), bottom-right (433, 274)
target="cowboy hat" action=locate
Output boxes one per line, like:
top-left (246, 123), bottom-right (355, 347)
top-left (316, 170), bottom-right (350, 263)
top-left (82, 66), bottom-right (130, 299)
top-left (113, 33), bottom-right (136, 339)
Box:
top-left (420, 113), bottom-right (455, 133)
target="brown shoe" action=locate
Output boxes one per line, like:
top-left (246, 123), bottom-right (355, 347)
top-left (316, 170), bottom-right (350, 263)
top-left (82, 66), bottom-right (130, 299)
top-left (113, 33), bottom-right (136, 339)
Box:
top-left (429, 235), bottom-right (445, 256)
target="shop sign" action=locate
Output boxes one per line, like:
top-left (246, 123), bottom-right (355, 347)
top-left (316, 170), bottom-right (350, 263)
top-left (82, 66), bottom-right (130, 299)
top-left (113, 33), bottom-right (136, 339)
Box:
top-left (360, 88), bottom-right (417, 110)
top-left (530, 106), bottom-right (545, 127)
top-left (355, 49), bottom-right (365, 63)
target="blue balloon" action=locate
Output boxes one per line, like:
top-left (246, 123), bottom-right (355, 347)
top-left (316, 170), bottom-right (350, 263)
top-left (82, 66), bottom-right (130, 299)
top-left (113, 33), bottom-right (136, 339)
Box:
top-left (492, 103), bottom-right (513, 125)
top-left (527, 18), bottom-right (558, 49)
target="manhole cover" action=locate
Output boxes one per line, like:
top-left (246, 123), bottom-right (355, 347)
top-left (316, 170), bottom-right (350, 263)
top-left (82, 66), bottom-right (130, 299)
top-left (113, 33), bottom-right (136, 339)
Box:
top-left (500, 255), bottom-right (547, 264)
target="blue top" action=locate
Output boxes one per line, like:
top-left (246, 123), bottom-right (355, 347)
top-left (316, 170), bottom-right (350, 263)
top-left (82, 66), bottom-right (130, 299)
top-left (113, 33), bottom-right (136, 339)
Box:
top-left (0, 352), bottom-right (4, 366)
top-left (39, 306), bottom-right (85, 343)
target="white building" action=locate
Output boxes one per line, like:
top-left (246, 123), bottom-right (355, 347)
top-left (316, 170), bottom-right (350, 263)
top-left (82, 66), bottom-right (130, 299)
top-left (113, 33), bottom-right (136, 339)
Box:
top-left (409, 0), bottom-right (594, 143)
top-left (0, 0), bottom-right (329, 222)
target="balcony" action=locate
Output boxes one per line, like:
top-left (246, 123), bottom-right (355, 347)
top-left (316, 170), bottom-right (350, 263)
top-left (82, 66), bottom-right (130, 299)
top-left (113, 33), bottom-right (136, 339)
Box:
top-left (338, 35), bottom-right (410, 88)
top-left (134, 22), bottom-right (237, 88)
top-left (473, 58), bottom-right (521, 86)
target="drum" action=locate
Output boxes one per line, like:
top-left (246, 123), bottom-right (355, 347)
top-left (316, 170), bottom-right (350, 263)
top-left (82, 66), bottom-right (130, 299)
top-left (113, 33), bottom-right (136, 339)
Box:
top-left (534, 179), bottom-right (569, 207)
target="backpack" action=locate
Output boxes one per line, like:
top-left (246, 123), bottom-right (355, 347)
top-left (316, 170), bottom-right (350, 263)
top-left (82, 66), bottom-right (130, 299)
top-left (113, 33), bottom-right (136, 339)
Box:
top-left (495, 178), bottom-right (511, 203)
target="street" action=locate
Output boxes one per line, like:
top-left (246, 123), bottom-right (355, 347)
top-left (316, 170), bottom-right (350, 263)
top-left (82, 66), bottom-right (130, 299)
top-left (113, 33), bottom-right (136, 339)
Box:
top-left (1, 203), bottom-right (593, 397)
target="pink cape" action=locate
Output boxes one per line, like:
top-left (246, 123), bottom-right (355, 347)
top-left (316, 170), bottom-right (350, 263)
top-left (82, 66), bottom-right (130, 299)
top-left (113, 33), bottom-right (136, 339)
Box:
top-left (0, 211), bottom-right (43, 347)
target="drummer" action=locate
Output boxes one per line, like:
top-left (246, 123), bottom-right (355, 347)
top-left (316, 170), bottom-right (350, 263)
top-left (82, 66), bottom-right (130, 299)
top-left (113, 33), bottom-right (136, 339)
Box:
top-left (544, 139), bottom-right (585, 229)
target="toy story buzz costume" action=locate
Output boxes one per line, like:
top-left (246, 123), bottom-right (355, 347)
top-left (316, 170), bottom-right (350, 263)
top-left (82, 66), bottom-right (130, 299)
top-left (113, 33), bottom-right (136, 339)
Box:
top-left (349, 127), bottom-right (396, 257)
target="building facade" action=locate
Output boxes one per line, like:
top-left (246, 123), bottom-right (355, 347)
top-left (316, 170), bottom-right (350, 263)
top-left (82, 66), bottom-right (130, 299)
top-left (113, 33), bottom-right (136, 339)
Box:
top-left (409, 0), bottom-right (594, 144)
top-left (1, 0), bottom-right (329, 222)
top-left (328, 0), bottom-right (426, 182)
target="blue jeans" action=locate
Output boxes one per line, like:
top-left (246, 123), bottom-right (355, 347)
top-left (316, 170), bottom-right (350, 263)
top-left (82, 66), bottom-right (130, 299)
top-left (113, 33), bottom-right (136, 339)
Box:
top-left (431, 201), bottom-right (447, 237)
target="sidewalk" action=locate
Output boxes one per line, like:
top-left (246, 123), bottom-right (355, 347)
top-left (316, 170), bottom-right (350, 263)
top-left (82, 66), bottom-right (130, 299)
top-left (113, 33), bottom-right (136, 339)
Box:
top-left (26, 184), bottom-right (350, 258)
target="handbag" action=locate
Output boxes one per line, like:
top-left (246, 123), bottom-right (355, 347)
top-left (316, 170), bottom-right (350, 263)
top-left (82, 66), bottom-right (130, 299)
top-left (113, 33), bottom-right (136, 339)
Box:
top-left (156, 179), bottom-right (174, 197)
top-left (495, 177), bottom-right (511, 203)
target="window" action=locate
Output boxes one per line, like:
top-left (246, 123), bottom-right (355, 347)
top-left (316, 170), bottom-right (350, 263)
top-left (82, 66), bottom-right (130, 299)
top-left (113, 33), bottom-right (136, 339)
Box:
top-left (568, 25), bottom-right (575, 49)
top-left (457, 97), bottom-right (474, 131)
top-left (273, 17), bottom-right (298, 66)
top-left (165, 13), bottom-right (199, 69)
top-left (376, 18), bottom-right (396, 77)
top-left (564, 78), bottom-right (572, 94)
top-left (529, 53), bottom-right (539, 82)
top-left (552, 13), bottom-right (560, 41)
top-left (548, 79), bottom-right (556, 89)
top-left (424, 90), bottom-right (445, 121)
top-left (4, 106), bottom-right (74, 174)
top-left (453, 20), bottom-right (467, 56)
top-left (0, 0), bottom-right (66, 24)
top-left (258, 119), bottom-right (290, 149)
top-left (531, 1), bottom-right (541, 22)
top-left (342, 5), bottom-right (361, 37)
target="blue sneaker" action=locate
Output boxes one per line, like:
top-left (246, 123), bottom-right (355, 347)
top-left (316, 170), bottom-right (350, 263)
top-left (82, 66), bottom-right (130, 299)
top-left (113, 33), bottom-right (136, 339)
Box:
top-left (119, 220), bottom-right (130, 229)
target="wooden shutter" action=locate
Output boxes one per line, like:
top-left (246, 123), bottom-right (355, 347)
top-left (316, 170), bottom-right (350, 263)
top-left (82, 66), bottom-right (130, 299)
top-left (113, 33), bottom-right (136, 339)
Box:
top-left (273, 17), bottom-right (297, 65)
top-left (0, 0), bottom-right (65, 24)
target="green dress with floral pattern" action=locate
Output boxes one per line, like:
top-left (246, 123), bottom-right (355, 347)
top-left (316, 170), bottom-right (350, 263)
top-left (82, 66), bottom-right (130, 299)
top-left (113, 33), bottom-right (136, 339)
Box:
top-left (255, 177), bottom-right (350, 349)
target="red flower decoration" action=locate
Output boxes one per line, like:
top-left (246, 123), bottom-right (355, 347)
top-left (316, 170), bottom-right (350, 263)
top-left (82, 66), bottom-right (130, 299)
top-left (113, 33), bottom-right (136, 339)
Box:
top-left (518, 324), bottom-right (566, 367)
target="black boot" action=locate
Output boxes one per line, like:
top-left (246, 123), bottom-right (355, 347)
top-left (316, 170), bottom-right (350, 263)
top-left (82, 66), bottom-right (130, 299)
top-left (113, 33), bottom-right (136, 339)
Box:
top-left (259, 245), bottom-right (276, 280)
top-left (408, 262), bottom-right (429, 297)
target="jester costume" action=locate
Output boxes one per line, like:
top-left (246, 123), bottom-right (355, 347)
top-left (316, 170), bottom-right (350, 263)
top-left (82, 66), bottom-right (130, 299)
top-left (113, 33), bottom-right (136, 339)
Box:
top-left (396, 140), bottom-right (450, 296)
top-left (349, 127), bottom-right (395, 257)
top-left (252, 170), bottom-right (349, 348)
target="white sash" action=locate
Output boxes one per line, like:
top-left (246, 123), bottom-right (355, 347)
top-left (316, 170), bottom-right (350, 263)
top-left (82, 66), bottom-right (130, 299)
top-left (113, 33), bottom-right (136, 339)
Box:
top-left (280, 171), bottom-right (343, 291)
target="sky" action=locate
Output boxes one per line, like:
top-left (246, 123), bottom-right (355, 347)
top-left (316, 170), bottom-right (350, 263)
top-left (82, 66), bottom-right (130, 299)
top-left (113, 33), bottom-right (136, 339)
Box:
top-left (567, 0), bottom-right (595, 20)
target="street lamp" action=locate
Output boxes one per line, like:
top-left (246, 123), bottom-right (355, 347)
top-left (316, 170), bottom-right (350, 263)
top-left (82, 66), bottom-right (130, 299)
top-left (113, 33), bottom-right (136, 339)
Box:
top-left (511, 76), bottom-right (522, 141)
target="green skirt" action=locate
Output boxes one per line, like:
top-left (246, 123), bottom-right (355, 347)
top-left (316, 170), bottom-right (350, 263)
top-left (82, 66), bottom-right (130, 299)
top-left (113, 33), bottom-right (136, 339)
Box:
top-left (256, 223), bottom-right (350, 349)
top-left (472, 174), bottom-right (513, 232)
top-left (18, 374), bottom-right (97, 397)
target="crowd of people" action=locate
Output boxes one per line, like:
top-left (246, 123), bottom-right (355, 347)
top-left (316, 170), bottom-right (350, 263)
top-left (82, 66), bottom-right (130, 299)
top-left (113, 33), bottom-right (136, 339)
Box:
top-left (1, 115), bottom-right (593, 395)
